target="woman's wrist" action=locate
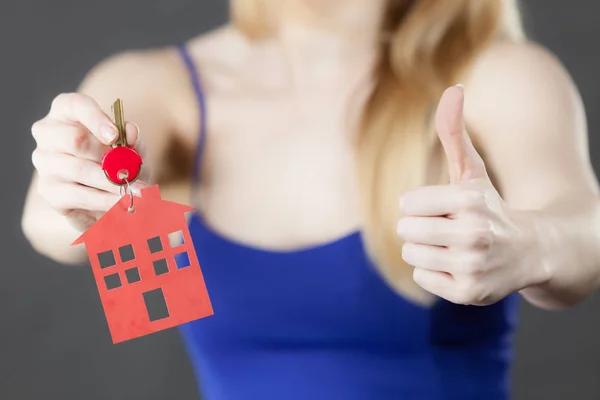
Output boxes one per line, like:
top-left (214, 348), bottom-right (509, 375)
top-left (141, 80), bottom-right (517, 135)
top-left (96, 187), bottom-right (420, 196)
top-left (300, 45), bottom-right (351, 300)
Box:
top-left (520, 210), bottom-right (555, 287)
top-left (516, 206), bottom-right (600, 309)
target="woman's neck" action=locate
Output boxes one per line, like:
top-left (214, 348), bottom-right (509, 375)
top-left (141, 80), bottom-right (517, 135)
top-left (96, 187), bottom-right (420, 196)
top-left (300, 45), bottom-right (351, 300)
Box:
top-left (268, 1), bottom-right (387, 88)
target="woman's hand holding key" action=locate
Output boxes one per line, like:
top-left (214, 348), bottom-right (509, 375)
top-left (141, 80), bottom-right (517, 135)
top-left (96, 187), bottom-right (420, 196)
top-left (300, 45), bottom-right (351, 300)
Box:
top-left (31, 92), bottom-right (149, 232)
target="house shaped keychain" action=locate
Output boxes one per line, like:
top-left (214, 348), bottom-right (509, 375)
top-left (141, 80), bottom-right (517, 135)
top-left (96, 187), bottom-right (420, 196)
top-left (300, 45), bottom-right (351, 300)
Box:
top-left (72, 99), bottom-right (213, 344)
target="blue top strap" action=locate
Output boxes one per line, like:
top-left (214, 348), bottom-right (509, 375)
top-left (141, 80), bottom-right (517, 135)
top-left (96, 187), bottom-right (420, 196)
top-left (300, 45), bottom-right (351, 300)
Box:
top-left (177, 44), bottom-right (207, 205)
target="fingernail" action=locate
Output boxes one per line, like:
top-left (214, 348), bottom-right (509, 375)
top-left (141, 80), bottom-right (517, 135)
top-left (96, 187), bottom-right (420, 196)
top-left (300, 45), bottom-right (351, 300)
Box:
top-left (99, 123), bottom-right (117, 143)
top-left (455, 83), bottom-right (464, 92)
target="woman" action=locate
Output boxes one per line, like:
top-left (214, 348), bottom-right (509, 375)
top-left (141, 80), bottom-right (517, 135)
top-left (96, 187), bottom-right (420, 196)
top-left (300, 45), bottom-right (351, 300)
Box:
top-left (21, 0), bottom-right (600, 399)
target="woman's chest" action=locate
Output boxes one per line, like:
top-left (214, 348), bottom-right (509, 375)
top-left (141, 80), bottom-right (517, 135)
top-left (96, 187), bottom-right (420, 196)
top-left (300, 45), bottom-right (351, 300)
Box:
top-left (206, 93), bottom-right (357, 187)
top-left (192, 96), bottom-right (365, 249)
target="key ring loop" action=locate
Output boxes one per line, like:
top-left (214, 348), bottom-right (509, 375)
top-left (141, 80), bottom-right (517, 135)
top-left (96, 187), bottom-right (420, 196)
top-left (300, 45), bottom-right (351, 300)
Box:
top-left (119, 177), bottom-right (135, 213)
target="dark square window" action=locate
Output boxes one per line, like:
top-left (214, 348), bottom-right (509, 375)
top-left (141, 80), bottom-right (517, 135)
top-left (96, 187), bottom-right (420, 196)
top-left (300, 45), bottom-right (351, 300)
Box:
top-left (104, 273), bottom-right (121, 290)
top-left (125, 267), bottom-right (141, 284)
top-left (147, 236), bottom-right (163, 254)
top-left (175, 252), bottom-right (191, 269)
top-left (153, 258), bottom-right (169, 276)
top-left (98, 250), bottom-right (116, 269)
top-left (118, 244), bottom-right (135, 262)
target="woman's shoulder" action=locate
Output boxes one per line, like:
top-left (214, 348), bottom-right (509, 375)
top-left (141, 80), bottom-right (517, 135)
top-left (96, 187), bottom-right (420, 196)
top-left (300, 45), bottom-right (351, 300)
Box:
top-left (75, 26), bottom-right (245, 139)
top-left (463, 39), bottom-right (580, 136)
top-left (466, 39), bottom-right (568, 86)
top-left (184, 25), bottom-right (267, 93)
top-left (80, 26), bottom-right (241, 97)
top-left (85, 25), bottom-right (256, 104)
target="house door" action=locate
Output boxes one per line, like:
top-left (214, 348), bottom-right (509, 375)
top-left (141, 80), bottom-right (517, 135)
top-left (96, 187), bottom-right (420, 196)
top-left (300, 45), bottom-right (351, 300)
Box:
top-left (143, 288), bottom-right (170, 321)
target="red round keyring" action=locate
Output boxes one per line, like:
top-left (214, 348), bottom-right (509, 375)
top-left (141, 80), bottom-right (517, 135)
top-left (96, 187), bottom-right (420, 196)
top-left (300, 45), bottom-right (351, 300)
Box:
top-left (101, 146), bottom-right (143, 185)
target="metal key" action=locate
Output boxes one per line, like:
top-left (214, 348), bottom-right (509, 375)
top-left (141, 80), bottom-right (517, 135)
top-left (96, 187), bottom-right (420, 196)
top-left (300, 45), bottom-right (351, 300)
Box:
top-left (101, 99), bottom-right (143, 185)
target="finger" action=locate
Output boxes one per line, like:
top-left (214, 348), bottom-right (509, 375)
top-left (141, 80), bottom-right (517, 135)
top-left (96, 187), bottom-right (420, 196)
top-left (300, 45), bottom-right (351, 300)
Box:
top-left (125, 121), bottom-right (141, 150)
top-left (37, 180), bottom-right (120, 214)
top-left (402, 242), bottom-right (454, 273)
top-left (31, 119), bottom-right (109, 162)
top-left (413, 268), bottom-right (456, 301)
top-left (396, 216), bottom-right (464, 246)
top-left (32, 150), bottom-right (121, 195)
top-left (402, 243), bottom-right (489, 276)
top-left (48, 93), bottom-right (118, 145)
top-left (435, 85), bottom-right (487, 183)
top-left (414, 268), bottom-right (491, 305)
top-left (400, 185), bottom-right (487, 216)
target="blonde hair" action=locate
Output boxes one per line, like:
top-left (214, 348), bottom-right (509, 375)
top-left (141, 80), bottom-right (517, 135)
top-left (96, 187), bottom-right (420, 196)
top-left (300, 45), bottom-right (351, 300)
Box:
top-left (232, 0), bottom-right (525, 304)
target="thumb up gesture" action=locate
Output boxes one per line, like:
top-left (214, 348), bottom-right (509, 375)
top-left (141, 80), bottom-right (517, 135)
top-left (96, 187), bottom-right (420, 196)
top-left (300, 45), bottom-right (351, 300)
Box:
top-left (397, 85), bottom-right (539, 305)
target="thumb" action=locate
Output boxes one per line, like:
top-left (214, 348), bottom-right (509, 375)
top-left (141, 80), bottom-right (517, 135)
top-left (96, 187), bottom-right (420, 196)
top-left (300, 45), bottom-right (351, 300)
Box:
top-left (435, 85), bottom-right (487, 183)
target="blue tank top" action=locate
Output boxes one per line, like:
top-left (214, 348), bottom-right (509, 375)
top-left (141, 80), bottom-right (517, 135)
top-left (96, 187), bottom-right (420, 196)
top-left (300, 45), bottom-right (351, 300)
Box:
top-left (175, 45), bottom-right (519, 400)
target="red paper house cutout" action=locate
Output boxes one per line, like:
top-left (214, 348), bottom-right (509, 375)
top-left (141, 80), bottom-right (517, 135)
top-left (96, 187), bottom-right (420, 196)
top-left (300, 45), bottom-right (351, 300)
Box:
top-left (72, 185), bottom-right (213, 344)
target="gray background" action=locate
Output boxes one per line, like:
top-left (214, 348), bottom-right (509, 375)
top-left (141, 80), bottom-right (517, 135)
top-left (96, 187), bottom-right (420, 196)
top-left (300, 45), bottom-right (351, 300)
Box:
top-left (1, 1), bottom-right (599, 399)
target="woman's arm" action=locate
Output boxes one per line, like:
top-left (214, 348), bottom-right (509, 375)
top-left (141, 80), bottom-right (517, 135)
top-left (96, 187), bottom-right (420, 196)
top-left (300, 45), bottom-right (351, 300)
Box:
top-left (465, 41), bottom-right (600, 309)
top-left (22, 49), bottom-right (183, 266)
